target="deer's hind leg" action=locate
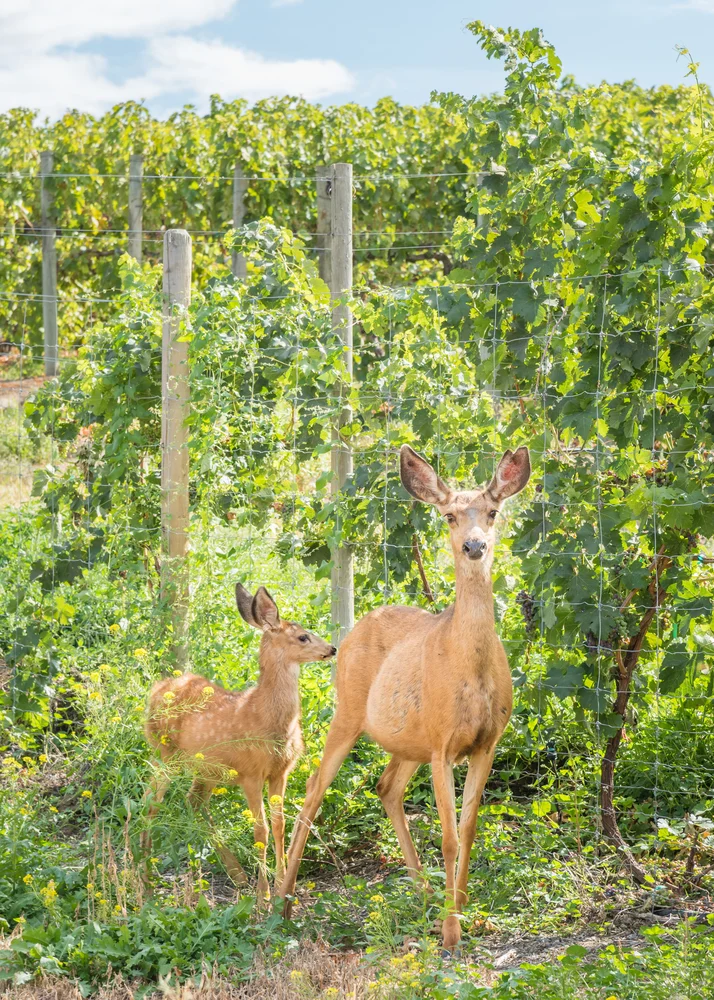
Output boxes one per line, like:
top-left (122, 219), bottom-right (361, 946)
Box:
top-left (189, 777), bottom-right (249, 889)
top-left (377, 757), bottom-right (425, 883)
top-left (278, 712), bottom-right (361, 911)
top-left (242, 776), bottom-right (271, 905)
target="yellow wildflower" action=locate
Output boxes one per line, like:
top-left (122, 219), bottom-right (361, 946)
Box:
top-left (22, 756), bottom-right (33, 765)
top-left (134, 648), bottom-right (148, 658)
top-left (81, 790), bottom-right (92, 798)
top-left (312, 757), bottom-right (321, 768)
top-left (369, 893), bottom-right (384, 903)
top-left (111, 715), bottom-right (122, 724)
top-left (49, 806), bottom-right (58, 814)
top-left (213, 787), bottom-right (227, 795)
top-left (86, 883), bottom-right (94, 891)
top-left (254, 842), bottom-right (265, 851)
top-left (289, 971), bottom-right (303, 981)
top-left (173, 669), bottom-right (183, 677)
top-left (160, 735), bottom-right (169, 745)
top-left (89, 671), bottom-right (101, 683)
top-left (88, 691), bottom-right (101, 701)
top-left (269, 794), bottom-right (283, 806)
top-left (202, 686), bottom-right (214, 696)
top-left (324, 990), bottom-right (339, 998)
top-left (163, 691), bottom-right (176, 701)
top-left (39, 881), bottom-right (57, 906)
top-left (227, 768), bottom-right (238, 778)
top-left (194, 752), bottom-right (205, 760)
top-left (109, 623), bottom-right (121, 633)
top-left (242, 809), bottom-right (254, 821)
top-left (39, 754), bottom-right (47, 763)
top-left (22, 873), bottom-right (33, 884)
top-left (114, 904), bottom-right (122, 913)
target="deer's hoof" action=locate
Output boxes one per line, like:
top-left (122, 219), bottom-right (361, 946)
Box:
top-left (441, 914), bottom-right (462, 953)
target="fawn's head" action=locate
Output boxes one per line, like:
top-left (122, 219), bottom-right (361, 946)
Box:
top-left (400, 445), bottom-right (531, 573)
top-left (235, 583), bottom-right (336, 664)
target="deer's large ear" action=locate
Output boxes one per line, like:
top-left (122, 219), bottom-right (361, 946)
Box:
top-left (400, 445), bottom-right (452, 505)
top-left (252, 586), bottom-right (281, 630)
top-left (236, 583), bottom-right (258, 627)
top-left (487, 447), bottom-right (531, 503)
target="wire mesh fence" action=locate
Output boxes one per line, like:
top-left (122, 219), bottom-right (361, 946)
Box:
top-left (3, 214), bottom-right (714, 899)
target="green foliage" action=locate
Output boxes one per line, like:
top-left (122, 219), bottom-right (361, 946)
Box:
top-left (3, 21), bottom-right (714, 996)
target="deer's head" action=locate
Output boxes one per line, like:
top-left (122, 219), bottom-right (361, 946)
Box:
top-left (400, 445), bottom-right (531, 574)
top-left (235, 584), bottom-right (336, 663)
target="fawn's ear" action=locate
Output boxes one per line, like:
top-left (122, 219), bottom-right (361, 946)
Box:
top-left (487, 447), bottom-right (531, 503)
top-left (235, 583), bottom-right (258, 627)
top-left (252, 586), bottom-right (281, 630)
top-left (400, 445), bottom-right (452, 505)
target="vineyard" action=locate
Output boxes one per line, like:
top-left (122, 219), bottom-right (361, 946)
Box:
top-left (3, 22), bottom-right (714, 999)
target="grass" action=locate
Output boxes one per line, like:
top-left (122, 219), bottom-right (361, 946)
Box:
top-left (2, 450), bottom-right (714, 995)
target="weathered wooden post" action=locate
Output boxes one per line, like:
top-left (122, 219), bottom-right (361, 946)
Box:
top-left (231, 165), bottom-right (248, 279)
top-left (330, 162), bottom-right (354, 644)
top-left (128, 153), bottom-right (143, 263)
top-left (40, 151), bottom-right (58, 377)
top-left (316, 165), bottom-right (331, 283)
top-left (161, 229), bottom-right (192, 668)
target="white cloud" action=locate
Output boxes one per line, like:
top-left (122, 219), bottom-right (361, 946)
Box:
top-left (0, 0), bottom-right (354, 117)
top-left (131, 36), bottom-right (354, 103)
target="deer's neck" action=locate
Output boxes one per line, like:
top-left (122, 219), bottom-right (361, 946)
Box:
top-left (450, 561), bottom-right (495, 651)
top-left (253, 645), bottom-right (301, 732)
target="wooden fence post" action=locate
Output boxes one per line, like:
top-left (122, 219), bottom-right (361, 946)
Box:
top-left (128, 153), bottom-right (143, 263)
top-left (330, 162), bottom-right (354, 644)
top-left (232, 165), bottom-right (248, 279)
top-left (40, 151), bottom-right (58, 377)
top-left (161, 229), bottom-right (192, 668)
top-left (316, 166), bottom-right (331, 283)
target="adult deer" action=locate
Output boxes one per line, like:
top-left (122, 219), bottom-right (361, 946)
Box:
top-left (278, 445), bottom-right (530, 950)
top-left (143, 585), bottom-right (336, 900)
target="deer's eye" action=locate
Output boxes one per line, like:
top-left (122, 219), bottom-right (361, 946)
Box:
top-left (298, 634), bottom-right (310, 643)
top-left (445, 513), bottom-right (456, 524)
top-left (489, 510), bottom-right (498, 520)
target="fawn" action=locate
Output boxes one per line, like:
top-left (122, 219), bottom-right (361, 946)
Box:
top-left (278, 445), bottom-right (530, 950)
top-left (143, 584), bottom-right (336, 899)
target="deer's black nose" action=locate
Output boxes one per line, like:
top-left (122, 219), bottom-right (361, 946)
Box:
top-left (329, 646), bottom-right (337, 656)
top-left (462, 539), bottom-right (487, 560)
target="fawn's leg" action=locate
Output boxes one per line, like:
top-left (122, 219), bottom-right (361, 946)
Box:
top-left (140, 770), bottom-right (170, 857)
top-left (242, 777), bottom-right (271, 905)
top-left (189, 778), bottom-right (249, 888)
top-left (431, 755), bottom-right (460, 952)
top-left (454, 748), bottom-right (495, 911)
top-left (377, 757), bottom-right (425, 882)
top-left (268, 772), bottom-right (289, 888)
top-left (278, 713), bottom-right (361, 911)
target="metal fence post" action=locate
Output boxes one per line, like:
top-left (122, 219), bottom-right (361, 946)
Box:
top-left (161, 229), bottom-right (192, 668)
top-left (40, 151), bottom-right (58, 377)
top-left (128, 153), bottom-right (143, 263)
top-left (232, 165), bottom-right (248, 279)
top-left (330, 162), bottom-right (354, 644)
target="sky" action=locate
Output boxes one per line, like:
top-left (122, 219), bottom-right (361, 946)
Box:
top-left (2, 0), bottom-right (714, 118)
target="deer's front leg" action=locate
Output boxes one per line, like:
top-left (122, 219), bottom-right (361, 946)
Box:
top-left (269, 772), bottom-right (289, 887)
top-left (431, 755), bottom-right (460, 952)
top-left (455, 747), bottom-right (495, 910)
